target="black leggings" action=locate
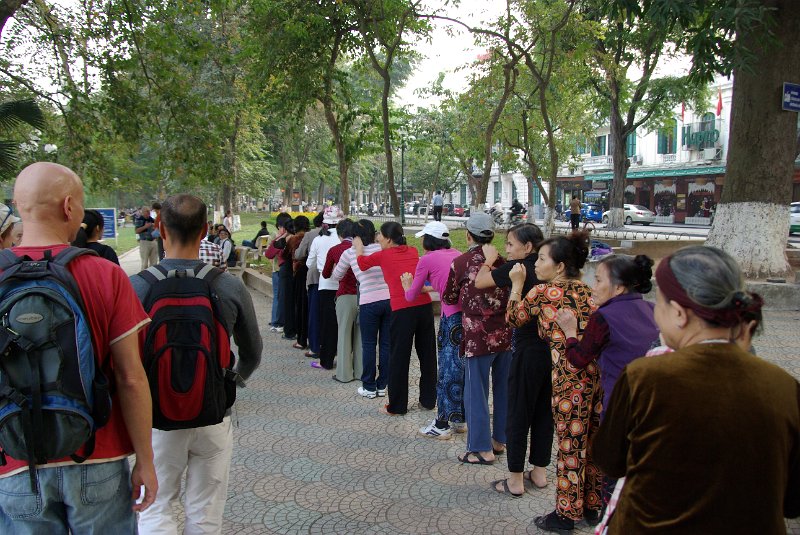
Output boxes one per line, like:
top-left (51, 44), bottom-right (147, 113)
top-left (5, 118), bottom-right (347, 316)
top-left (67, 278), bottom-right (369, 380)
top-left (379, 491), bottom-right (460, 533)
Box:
top-left (505, 339), bottom-right (553, 472)
top-left (388, 304), bottom-right (437, 414)
top-left (294, 266), bottom-right (309, 348)
top-left (318, 289), bottom-right (338, 369)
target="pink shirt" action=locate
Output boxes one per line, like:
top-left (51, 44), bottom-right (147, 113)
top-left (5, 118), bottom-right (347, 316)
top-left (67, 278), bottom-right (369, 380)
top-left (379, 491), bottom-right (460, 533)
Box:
top-left (405, 248), bottom-right (462, 317)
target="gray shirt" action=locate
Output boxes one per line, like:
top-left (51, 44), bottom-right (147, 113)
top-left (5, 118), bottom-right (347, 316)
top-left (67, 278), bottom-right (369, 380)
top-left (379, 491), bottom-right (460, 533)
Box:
top-left (295, 227), bottom-right (321, 287)
top-left (130, 259), bottom-right (263, 380)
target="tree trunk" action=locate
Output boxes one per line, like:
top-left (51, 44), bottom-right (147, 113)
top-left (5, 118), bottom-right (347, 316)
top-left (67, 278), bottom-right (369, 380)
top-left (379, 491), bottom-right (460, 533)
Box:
top-left (606, 93), bottom-right (630, 228)
top-left (705, 0), bottom-right (799, 279)
top-left (0, 0), bottom-right (29, 42)
top-left (322, 99), bottom-right (349, 215)
top-left (379, 76), bottom-right (400, 217)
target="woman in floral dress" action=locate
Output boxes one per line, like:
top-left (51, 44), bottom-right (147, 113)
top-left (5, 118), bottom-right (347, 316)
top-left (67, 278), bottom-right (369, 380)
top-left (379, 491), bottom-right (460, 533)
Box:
top-left (506, 231), bottom-right (602, 533)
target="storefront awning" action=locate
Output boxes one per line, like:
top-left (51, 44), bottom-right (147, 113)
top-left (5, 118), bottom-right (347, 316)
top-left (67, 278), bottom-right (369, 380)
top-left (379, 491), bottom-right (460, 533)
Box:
top-left (583, 166), bottom-right (726, 181)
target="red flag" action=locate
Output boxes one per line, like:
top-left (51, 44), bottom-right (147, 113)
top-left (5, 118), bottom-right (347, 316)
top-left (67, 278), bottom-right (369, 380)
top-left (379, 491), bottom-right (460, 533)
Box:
top-left (681, 102), bottom-right (685, 121)
top-left (716, 89), bottom-right (722, 117)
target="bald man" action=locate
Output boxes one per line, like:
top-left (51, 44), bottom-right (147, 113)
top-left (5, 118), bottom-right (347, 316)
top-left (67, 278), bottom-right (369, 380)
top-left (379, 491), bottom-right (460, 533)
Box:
top-left (0, 162), bottom-right (158, 534)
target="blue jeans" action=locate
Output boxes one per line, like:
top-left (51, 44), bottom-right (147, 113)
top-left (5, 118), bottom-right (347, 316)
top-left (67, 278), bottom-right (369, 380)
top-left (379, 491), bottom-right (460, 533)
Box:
top-left (464, 351), bottom-right (512, 452)
top-left (359, 299), bottom-right (391, 391)
top-left (271, 271), bottom-right (283, 327)
top-left (437, 312), bottom-right (465, 423)
top-left (0, 459), bottom-right (135, 534)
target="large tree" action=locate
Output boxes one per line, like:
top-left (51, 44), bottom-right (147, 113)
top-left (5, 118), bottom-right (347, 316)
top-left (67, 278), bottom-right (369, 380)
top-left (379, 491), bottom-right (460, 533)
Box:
top-left (584, 1), bottom-right (708, 228)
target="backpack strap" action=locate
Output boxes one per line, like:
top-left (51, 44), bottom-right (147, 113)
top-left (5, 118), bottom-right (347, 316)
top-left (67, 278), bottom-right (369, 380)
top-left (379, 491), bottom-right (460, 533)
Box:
top-left (0, 249), bottom-right (23, 271)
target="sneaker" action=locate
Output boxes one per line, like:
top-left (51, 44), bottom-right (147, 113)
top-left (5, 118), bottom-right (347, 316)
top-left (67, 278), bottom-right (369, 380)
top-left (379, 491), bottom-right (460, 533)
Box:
top-left (274, 326), bottom-right (284, 333)
top-left (418, 420), bottom-right (452, 440)
top-left (357, 387), bottom-right (377, 399)
top-left (451, 422), bottom-right (467, 434)
top-left (269, 326), bottom-right (277, 332)
top-left (376, 388), bottom-right (387, 397)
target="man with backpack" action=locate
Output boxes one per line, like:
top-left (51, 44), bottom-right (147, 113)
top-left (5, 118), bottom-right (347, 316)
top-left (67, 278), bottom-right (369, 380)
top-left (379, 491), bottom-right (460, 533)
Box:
top-left (0, 162), bottom-right (157, 533)
top-left (130, 194), bottom-right (262, 534)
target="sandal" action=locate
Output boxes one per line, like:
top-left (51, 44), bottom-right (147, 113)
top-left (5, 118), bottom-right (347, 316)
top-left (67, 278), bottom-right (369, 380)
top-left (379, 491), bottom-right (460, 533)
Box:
top-left (490, 479), bottom-right (523, 498)
top-left (523, 469), bottom-right (548, 489)
top-left (293, 343), bottom-right (307, 350)
top-left (458, 451), bottom-right (494, 465)
top-left (534, 511), bottom-right (574, 534)
top-left (304, 351), bottom-right (317, 358)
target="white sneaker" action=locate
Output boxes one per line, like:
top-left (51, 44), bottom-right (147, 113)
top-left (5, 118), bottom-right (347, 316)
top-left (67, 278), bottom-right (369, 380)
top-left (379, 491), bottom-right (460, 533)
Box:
top-left (269, 326), bottom-right (277, 332)
top-left (451, 422), bottom-right (467, 434)
top-left (275, 326), bottom-right (284, 333)
top-left (357, 387), bottom-right (377, 399)
top-left (376, 388), bottom-right (387, 397)
top-left (419, 420), bottom-right (452, 440)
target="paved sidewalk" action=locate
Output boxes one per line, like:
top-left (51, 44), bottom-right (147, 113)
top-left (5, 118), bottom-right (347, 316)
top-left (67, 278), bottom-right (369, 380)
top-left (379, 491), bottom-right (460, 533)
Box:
top-left (118, 249), bottom-right (800, 534)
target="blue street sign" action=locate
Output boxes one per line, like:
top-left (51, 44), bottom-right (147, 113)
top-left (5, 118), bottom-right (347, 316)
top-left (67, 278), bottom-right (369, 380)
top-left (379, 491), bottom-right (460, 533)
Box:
top-left (93, 208), bottom-right (117, 239)
top-left (783, 82), bottom-right (800, 112)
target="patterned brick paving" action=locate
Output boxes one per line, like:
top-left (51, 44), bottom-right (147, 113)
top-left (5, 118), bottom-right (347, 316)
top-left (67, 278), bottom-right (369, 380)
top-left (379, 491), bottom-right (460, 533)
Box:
top-left (217, 292), bottom-right (800, 534)
top-left (121, 248), bottom-right (799, 534)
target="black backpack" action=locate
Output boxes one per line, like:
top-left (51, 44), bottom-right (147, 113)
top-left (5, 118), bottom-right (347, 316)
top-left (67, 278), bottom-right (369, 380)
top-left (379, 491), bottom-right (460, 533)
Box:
top-left (138, 263), bottom-right (237, 431)
top-left (0, 248), bottom-right (111, 491)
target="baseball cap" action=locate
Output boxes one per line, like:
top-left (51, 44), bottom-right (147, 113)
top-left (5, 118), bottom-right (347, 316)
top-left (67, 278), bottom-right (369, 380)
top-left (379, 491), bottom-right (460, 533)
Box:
top-left (466, 212), bottom-right (494, 238)
top-left (0, 204), bottom-right (20, 235)
top-left (415, 221), bottom-right (450, 239)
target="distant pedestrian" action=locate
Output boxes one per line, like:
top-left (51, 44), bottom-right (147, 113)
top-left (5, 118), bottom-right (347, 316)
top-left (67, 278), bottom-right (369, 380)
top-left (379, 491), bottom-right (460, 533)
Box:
top-left (432, 190), bottom-right (444, 221)
top-left (135, 204), bottom-right (158, 269)
top-left (569, 195), bottom-right (581, 230)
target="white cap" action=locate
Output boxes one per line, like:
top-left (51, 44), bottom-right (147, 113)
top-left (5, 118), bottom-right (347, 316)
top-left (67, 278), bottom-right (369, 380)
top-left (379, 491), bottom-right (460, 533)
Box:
top-left (415, 221), bottom-right (450, 239)
top-left (0, 204), bottom-right (20, 235)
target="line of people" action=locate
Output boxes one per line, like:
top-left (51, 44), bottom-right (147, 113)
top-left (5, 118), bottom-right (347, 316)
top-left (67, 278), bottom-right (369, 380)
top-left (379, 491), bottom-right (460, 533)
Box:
top-left (268, 207), bottom-right (799, 534)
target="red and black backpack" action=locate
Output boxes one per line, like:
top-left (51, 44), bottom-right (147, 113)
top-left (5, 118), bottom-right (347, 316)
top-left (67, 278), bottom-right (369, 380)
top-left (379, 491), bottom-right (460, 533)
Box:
top-left (138, 263), bottom-right (237, 430)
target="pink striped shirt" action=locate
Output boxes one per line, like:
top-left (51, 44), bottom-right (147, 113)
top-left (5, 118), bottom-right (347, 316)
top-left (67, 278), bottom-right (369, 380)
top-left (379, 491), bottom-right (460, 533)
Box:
top-left (334, 244), bottom-right (390, 305)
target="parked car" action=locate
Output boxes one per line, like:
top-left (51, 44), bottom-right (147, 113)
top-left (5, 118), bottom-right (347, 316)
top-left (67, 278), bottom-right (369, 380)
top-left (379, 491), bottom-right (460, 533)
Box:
top-left (602, 204), bottom-right (656, 225)
top-left (452, 204), bottom-right (465, 216)
top-left (791, 202), bottom-right (800, 234)
top-left (563, 203), bottom-right (603, 223)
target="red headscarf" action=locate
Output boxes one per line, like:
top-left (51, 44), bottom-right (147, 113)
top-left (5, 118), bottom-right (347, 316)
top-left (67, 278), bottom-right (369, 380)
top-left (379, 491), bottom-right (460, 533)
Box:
top-left (655, 255), bottom-right (763, 327)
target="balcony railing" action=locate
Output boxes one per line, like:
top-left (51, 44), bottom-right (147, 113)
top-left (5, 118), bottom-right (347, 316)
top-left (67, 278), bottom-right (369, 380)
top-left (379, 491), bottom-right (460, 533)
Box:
top-left (583, 155), bottom-right (613, 170)
top-left (659, 153), bottom-right (677, 163)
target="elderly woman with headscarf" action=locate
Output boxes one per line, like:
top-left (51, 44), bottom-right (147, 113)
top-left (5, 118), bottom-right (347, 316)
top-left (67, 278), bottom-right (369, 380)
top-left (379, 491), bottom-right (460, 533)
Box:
top-left (591, 245), bottom-right (800, 533)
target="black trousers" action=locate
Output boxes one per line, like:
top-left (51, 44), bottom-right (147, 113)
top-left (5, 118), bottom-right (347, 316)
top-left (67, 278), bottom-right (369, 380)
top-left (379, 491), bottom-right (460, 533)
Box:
top-left (294, 265), bottom-right (309, 348)
top-left (318, 289), bottom-right (338, 369)
top-left (433, 205), bottom-right (443, 221)
top-left (505, 338), bottom-right (554, 472)
top-left (388, 304), bottom-right (437, 414)
top-left (570, 213), bottom-right (580, 230)
top-left (279, 262), bottom-right (296, 338)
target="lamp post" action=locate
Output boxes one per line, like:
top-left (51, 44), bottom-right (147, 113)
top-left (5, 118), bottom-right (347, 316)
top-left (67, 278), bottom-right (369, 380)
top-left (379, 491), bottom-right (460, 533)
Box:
top-left (400, 137), bottom-right (406, 226)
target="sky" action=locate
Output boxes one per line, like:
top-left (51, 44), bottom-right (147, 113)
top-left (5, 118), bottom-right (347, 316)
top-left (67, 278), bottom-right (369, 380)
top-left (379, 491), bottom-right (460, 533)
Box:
top-left (393, 0), bottom-right (507, 109)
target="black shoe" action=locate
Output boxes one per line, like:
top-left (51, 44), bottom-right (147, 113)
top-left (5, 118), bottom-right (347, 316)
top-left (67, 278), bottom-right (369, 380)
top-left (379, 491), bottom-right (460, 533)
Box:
top-left (534, 511), bottom-right (574, 534)
top-left (584, 508), bottom-right (602, 527)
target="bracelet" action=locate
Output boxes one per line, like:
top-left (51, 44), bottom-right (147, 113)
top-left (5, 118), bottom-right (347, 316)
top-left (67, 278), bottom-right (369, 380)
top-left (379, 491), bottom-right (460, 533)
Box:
top-left (482, 263), bottom-right (494, 270)
top-left (509, 290), bottom-right (521, 299)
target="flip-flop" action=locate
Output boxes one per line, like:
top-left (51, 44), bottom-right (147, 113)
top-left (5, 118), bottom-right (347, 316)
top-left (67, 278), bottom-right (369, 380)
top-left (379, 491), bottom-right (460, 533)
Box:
top-left (293, 343), bottom-right (307, 350)
top-left (310, 361), bottom-right (328, 370)
top-left (490, 479), bottom-right (523, 498)
top-left (304, 351), bottom-right (317, 358)
top-left (458, 451), bottom-right (494, 465)
top-left (523, 469), bottom-right (548, 489)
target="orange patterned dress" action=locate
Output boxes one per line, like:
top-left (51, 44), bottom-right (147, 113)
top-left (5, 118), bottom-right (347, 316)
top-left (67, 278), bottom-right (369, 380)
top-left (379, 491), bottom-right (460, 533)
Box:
top-left (507, 278), bottom-right (602, 521)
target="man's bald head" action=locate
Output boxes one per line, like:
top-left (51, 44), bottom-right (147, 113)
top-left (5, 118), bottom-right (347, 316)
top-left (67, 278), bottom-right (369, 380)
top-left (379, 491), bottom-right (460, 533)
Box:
top-left (13, 162), bottom-right (85, 244)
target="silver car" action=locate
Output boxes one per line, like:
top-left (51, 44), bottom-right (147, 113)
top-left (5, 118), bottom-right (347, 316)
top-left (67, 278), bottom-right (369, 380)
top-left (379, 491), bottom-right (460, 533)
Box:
top-left (602, 204), bottom-right (656, 225)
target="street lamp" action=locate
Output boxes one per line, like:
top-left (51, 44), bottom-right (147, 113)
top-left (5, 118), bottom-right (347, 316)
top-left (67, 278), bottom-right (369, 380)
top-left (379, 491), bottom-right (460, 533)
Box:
top-left (400, 137), bottom-right (406, 226)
